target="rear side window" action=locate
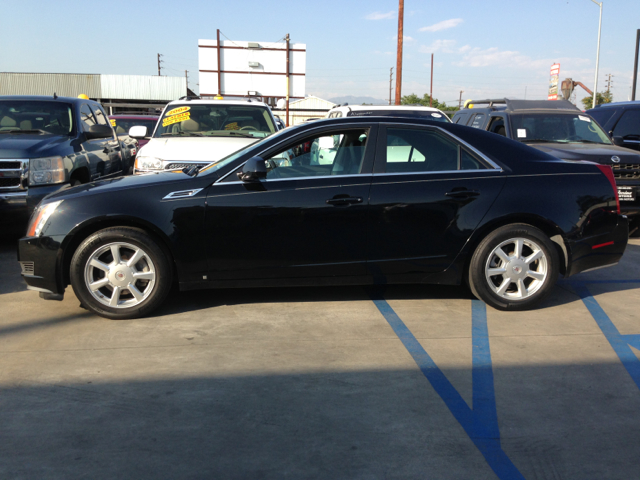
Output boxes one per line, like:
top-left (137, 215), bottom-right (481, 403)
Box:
top-left (470, 113), bottom-right (486, 129)
top-left (384, 128), bottom-right (487, 173)
top-left (612, 110), bottom-right (640, 138)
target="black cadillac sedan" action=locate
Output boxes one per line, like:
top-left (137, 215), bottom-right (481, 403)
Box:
top-left (18, 117), bottom-right (628, 319)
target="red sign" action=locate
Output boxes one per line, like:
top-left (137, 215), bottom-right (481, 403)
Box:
top-left (550, 63), bottom-right (560, 75)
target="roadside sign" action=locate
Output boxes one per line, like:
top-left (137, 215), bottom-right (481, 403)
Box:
top-left (548, 63), bottom-right (560, 100)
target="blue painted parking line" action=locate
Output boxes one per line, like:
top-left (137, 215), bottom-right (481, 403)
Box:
top-left (370, 291), bottom-right (524, 480)
top-left (571, 281), bottom-right (640, 391)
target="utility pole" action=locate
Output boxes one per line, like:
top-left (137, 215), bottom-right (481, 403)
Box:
top-left (285, 33), bottom-right (290, 127)
top-left (157, 53), bottom-right (163, 76)
top-left (633, 29), bottom-right (640, 101)
top-left (389, 68), bottom-right (393, 105)
top-left (458, 91), bottom-right (464, 110)
top-left (605, 73), bottom-right (614, 93)
top-left (394, 0), bottom-right (404, 105)
top-left (185, 70), bottom-right (189, 95)
top-left (429, 53), bottom-right (434, 107)
top-left (590, 0), bottom-right (603, 109)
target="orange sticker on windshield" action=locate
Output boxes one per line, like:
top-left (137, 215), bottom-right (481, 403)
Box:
top-left (224, 122), bottom-right (239, 130)
top-left (162, 111), bottom-right (191, 127)
top-left (165, 106), bottom-right (191, 116)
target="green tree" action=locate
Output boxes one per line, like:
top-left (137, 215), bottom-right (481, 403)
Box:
top-left (400, 93), bottom-right (458, 112)
top-left (581, 90), bottom-right (613, 110)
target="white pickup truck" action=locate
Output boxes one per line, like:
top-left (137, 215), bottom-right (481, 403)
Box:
top-left (129, 98), bottom-right (279, 174)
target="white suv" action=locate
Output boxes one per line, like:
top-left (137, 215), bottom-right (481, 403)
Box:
top-left (326, 104), bottom-right (451, 123)
top-left (130, 98), bottom-right (279, 174)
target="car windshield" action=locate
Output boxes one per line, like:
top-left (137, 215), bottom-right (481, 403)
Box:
top-left (110, 117), bottom-right (158, 135)
top-left (154, 104), bottom-right (276, 139)
top-left (0, 100), bottom-right (73, 135)
top-left (510, 113), bottom-right (612, 144)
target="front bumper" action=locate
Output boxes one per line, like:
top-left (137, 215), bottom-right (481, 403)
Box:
top-left (17, 234), bottom-right (65, 295)
top-left (566, 215), bottom-right (629, 277)
top-left (0, 191), bottom-right (29, 222)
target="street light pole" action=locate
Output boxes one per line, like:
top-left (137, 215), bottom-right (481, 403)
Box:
top-left (591, 0), bottom-right (603, 109)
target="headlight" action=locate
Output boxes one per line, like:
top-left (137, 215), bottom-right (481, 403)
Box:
top-left (29, 156), bottom-right (65, 185)
top-left (26, 200), bottom-right (64, 237)
top-left (135, 156), bottom-right (164, 171)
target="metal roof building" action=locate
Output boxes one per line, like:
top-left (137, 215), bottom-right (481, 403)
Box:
top-left (0, 73), bottom-right (188, 113)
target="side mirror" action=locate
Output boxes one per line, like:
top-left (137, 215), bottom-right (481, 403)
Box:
top-left (237, 156), bottom-right (267, 183)
top-left (612, 136), bottom-right (625, 147)
top-left (129, 125), bottom-right (149, 139)
top-left (85, 124), bottom-right (113, 139)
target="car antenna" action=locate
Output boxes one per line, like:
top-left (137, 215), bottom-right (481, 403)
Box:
top-left (53, 92), bottom-right (57, 99)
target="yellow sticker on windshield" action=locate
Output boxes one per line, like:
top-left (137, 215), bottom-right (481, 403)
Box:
top-left (110, 119), bottom-right (116, 126)
top-left (162, 111), bottom-right (191, 127)
top-left (165, 106), bottom-right (191, 117)
top-left (224, 122), bottom-right (239, 130)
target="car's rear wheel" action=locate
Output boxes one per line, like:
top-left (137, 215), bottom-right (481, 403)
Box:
top-left (468, 224), bottom-right (559, 311)
top-left (70, 227), bottom-right (172, 319)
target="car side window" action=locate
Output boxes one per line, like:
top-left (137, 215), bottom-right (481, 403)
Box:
top-left (487, 116), bottom-right (506, 136)
top-left (384, 128), bottom-right (487, 173)
top-left (612, 110), bottom-right (640, 138)
top-left (91, 105), bottom-right (109, 126)
top-left (470, 113), bottom-right (486, 129)
top-left (80, 104), bottom-right (97, 132)
top-left (264, 128), bottom-right (369, 179)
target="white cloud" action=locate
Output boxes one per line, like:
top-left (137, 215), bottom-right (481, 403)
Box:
top-left (454, 47), bottom-right (591, 70)
top-left (419, 18), bottom-right (463, 32)
top-left (366, 11), bottom-right (395, 20)
top-left (419, 40), bottom-right (457, 54)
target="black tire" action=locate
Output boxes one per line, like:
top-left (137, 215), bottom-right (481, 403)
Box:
top-left (468, 224), bottom-right (559, 311)
top-left (70, 227), bottom-right (172, 319)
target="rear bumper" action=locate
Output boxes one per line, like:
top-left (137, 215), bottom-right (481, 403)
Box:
top-left (17, 234), bottom-right (65, 295)
top-left (566, 215), bottom-right (629, 277)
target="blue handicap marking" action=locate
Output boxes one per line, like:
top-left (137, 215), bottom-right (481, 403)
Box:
top-left (571, 281), bottom-right (640, 391)
top-left (370, 292), bottom-right (524, 480)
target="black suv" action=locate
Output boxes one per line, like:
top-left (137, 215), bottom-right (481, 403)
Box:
top-left (452, 99), bottom-right (640, 235)
top-left (587, 101), bottom-right (640, 152)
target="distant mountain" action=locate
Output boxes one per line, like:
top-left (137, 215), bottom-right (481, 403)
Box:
top-left (327, 95), bottom-right (389, 106)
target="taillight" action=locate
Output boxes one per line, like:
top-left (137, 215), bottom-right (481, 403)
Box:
top-left (596, 164), bottom-right (620, 214)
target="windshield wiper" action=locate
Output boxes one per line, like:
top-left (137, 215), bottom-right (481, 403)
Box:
top-left (0, 129), bottom-right (47, 135)
top-left (161, 131), bottom-right (204, 137)
top-left (523, 138), bottom-right (559, 143)
top-left (226, 131), bottom-right (257, 138)
top-left (568, 139), bottom-right (608, 144)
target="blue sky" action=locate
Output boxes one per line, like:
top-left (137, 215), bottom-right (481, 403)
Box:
top-left (1, 0), bottom-right (638, 106)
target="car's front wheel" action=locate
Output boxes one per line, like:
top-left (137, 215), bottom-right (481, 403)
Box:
top-left (70, 227), bottom-right (172, 319)
top-left (468, 224), bottom-right (559, 311)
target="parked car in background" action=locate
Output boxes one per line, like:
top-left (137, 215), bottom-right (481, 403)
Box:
top-left (18, 116), bottom-right (627, 319)
top-left (453, 99), bottom-right (640, 236)
top-left (326, 104), bottom-right (451, 122)
top-left (587, 101), bottom-right (640, 152)
top-left (109, 115), bottom-right (159, 149)
top-left (130, 98), bottom-right (278, 174)
top-left (0, 95), bottom-right (136, 218)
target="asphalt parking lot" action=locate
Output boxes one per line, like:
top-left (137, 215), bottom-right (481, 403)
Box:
top-left (1, 229), bottom-right (639, 480)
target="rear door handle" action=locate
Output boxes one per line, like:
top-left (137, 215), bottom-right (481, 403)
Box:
top-left (445, 189), bottom-right (480, 198)
top-left (326, 196), bottom-right (363, 206)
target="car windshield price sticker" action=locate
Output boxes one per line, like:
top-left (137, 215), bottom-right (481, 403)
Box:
top-left (165, 106), bottom-right (190, 116)
top-left (517, 129), bottom-right (527, 138)
top-left (110, 119), bottom-right (116, 126)
top-left (162, 111), bottom-right (190, 127)
top-left (578, 115), bottom-right (591, 122)
top-left (618, 186), bottom-right (636, 202)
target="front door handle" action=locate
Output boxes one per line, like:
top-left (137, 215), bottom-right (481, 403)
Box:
top-left (445, 189), bottom-right (480, 199)
top-left (326, 195), bottom-right (363, 206)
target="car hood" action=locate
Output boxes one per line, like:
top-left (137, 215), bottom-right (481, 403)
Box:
top-left (0, 134), bottom-right (71, 158)
top-left (137, 136), bottom-right (259, 162)
top-left (528, 143), bottom-right (640, 165)
top-left (43, 169), bottom-right (200, 203)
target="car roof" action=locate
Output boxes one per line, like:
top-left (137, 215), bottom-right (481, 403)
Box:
top-left (165, 99), bottom-right (269, 108)
top-left (0, 95), bottom-right (99, 105)
top-left (592, 101), bottom-right (640, 108)
top-left (331, 105), bottom-right (445, 113)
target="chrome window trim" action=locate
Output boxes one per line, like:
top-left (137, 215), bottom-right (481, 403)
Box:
top-left (372, 169), bottom-right (492, 178)
top-left (216, 173), bottom-right (371, 186)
